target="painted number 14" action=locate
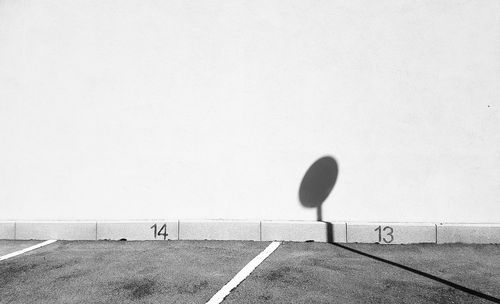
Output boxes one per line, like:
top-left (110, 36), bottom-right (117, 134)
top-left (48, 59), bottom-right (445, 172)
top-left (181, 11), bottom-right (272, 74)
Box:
top-left (150, 223), bottom-right (168, 240)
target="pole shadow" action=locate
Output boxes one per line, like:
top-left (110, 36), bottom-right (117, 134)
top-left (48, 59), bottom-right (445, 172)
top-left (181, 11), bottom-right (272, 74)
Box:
top-left (299, 156), bottom-right (338, 242)
top-left (331, 243), bottom-right (500, 303)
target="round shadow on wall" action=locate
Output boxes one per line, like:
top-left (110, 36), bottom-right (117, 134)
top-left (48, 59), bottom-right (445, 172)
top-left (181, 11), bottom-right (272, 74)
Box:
top-left (299, 156), bottom-right (339, 210)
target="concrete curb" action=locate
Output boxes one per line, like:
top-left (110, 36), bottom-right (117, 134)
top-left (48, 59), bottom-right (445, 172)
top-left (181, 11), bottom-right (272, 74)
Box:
top-left (347, 222), bottom-right (436, 244)
top-left (0, 221), bottom-right (499, 244)
top-left (261, 221), bottom-right (346, 242)
top-left (0, 222), bottom-right (15, 239)
top-left (15, 221), bottom-right (96, 240)
top-left (437, 224), bottom-right (500, 244)
top-left (97, 221), bottom-right (179, 241)
top-left (179, 220), bottom-right (260, 241)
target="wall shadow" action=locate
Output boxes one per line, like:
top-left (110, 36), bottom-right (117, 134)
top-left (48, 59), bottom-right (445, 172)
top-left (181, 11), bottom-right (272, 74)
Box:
top-left (299, 156), bottom-right (338, 242)
top-left (298, 158), bottom-right (499, 303)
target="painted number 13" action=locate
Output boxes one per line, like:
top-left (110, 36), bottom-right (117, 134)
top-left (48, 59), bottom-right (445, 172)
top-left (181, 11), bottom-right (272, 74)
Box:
top-left (150, 223), bottom-right (168, 240)
top-left (374, 226), bottom-right (394, 243)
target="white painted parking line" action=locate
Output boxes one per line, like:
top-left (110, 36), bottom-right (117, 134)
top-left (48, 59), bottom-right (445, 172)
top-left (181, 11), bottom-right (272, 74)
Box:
top-left (206, 241), bottom-right (281, 304)
top-left (0, 240), bottom-right (57, 261)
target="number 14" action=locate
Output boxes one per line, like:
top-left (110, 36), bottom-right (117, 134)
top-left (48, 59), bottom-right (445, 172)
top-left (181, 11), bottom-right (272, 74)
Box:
top-left (150, 223), bottom-right (168, 240)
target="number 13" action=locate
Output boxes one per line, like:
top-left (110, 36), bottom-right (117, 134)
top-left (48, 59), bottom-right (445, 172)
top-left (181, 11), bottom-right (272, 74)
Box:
top-left (374, 226), bottom-right (394, 243)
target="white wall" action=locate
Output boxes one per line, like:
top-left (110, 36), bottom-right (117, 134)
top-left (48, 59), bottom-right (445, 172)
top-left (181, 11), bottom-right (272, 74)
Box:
top-left (1, 0), bottom-right (499, 222)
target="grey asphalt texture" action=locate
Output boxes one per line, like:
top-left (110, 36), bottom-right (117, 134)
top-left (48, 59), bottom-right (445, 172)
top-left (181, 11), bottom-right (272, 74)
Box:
top-left (225, 242), bottom-right (500, 304)
top-left (0, 240), bottom-right (498, 304)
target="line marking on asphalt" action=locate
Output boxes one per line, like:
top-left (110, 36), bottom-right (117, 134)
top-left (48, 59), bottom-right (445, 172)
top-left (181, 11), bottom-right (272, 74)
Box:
top-left (0, 240), bottom-right (57, 261)
top-left (206, 241), bottom-right (281, 304)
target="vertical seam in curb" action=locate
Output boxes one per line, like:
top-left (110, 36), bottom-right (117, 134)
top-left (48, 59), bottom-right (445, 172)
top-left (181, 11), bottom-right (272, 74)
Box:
top-left (95, 222), bottom-right (98, 240)
top-left (332, 222), bottom-right (335, 243)
top-left (259, 221), bottom-right (262, 241)
top-left (14, 222), bottom-right (16, 240)
top-left (435, 224), bottom-right (438, 244)
top-left (345, 222), bottom-right (348, 243)
top-left (177, 220), bottom-right (180, 240)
